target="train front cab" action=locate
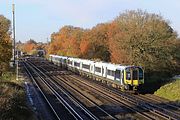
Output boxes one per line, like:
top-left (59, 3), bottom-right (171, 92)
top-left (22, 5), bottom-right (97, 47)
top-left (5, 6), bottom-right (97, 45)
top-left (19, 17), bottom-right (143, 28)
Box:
top-left (124, 67), bottom-right (144, 90)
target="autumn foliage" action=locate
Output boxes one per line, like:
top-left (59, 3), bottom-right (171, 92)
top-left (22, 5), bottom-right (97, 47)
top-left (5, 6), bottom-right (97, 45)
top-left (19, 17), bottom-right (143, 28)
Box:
top-left (48, 26), bottom-right (84, 57)
top-left (17, 39), bottom-right (48, 56)
top-left (0, 15), bottom-right (12, 76)
top-left (47, 10), bottom-right (180, 77)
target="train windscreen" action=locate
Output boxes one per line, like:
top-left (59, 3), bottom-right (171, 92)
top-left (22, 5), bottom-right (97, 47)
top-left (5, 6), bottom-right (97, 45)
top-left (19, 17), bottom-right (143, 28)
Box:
top-left (126, 67), bottom-right (143, 80)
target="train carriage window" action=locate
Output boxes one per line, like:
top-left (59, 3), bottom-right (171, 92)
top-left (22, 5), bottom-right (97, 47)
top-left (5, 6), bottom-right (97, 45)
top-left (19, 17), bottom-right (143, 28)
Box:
top-left (112, 71), bottom-right (115, 76)
top-left (82, 64), bottom-right (90, 70)
top-left (107, 70), bottom-right (111, 75)
top-left (95, 67), bottom-right (101, 73)
top-left (74, 62), bottom-right (80, 67)
top-left (107, 69), bottom-right (115, 77)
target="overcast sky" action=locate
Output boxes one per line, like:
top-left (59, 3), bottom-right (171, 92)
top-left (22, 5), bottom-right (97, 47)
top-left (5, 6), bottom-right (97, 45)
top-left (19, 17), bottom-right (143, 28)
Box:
top-left (0, 0), bottom-right (180, 42)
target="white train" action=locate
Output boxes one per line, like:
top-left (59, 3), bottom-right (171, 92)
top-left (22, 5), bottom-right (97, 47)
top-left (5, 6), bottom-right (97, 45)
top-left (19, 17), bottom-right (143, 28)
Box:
top-left (49, 55), bottom-right (144, 90)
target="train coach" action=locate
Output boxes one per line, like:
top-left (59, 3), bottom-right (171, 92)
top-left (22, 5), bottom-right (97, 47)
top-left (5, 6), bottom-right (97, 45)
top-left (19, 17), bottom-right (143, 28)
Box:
top-left (49, 55), bottom-right (144, 91)
top-left (49, 55), bottom-right (67, 68)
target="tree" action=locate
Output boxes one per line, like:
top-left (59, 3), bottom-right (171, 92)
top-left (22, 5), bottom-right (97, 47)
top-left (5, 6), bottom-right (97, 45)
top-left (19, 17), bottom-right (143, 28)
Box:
top-left (80, 23), bottom-right (110, 61)
top-left (17, 39), bottom-right (38, 55)
top-left (23, 39), bottom-right (37, 54)
top-left (108, 10), bottom-right (179, 76)
top-left (0, 15), bottom-right (12, 76)
top-left (48, 26), bottom-right (85, 57)
top-left (48, 10), bottom-right (179, 78)
top-left (172, 39), bottom-right (180, 75)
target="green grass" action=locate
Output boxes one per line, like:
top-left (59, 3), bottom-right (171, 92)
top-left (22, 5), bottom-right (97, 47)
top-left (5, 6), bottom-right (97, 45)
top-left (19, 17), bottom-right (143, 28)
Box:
top-left (0, 71), bottom-right (35, 120)
top-left (154, 79), bottom-right (180, 102)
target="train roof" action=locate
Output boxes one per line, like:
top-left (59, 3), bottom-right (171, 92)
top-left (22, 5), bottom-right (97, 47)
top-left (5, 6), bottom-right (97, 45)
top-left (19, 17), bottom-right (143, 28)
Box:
top-left (106, 64), bottom-right (126, 71)
top-left (49, 54), bottom-right (142, 70)
top-left (81, 59), bottom-right (95, 64)
top-left (50, 54), bottom-right (67, 59)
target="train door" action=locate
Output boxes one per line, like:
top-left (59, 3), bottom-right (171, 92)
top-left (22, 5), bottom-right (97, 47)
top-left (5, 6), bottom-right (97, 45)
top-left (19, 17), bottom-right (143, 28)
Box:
top-left (105, 67), bottom-right (107, 78)
top-left (131, 68), bottom-right (139, 85)
top-left (102, 67), bottom-right (104, 77)
top-left (90, 65), bottom-right (93, 73)
top-left (115, 70), bottom-right (121, 81)
top-left (94, 65), bottom-right (95, 74)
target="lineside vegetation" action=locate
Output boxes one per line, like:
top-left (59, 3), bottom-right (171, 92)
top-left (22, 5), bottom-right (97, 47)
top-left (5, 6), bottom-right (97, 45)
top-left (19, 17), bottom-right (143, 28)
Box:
top-left (0, 15), bottom-right (34, 120)
top-left (0, 15), bottom-right (12, 76)
top-left (0, 72), bottom-right (34, 120)
top-left (155, 79), bottom-right (180, 102)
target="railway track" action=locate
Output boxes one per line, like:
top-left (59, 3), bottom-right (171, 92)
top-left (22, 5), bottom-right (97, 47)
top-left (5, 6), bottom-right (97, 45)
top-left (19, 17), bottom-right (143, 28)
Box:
top-left (23, 61), bottom-right (100, 120)
top-left (61, 75), bottom-right (174, 120)
top-left (27, 59), bottom-right (150, 120)
top-left (42, 61), bottom-right (180, 119)
top-left (39, 68), bottom-right (144, 119)
top-left (24, 60), bottom-right (119, 120)
top-left (23, 58), bottom-right (180, 120)
top-left (135, 94), bottom-right (180, 115)
top-left (67, 74), bottom-right (180, 120)
top-left (32, 61), bottom-right (164, 119)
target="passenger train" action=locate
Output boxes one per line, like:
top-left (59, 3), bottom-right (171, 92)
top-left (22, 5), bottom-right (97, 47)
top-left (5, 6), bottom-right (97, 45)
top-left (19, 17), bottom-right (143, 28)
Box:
top-left (49, 55), bottom-right (144, 91)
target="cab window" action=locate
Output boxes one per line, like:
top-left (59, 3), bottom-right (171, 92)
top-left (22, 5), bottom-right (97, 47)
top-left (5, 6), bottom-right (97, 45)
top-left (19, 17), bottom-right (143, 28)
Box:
top-left (132, 70), bottom-right (138, 80)
top-left (139, 68), bottom-right (143, 80)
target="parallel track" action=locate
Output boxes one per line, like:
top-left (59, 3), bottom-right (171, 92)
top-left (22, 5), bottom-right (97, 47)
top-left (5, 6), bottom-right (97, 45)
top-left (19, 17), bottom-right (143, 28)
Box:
top-left (23, 61), bottom-right (100, 120)
top-left (24, 58), bottom-right (180, 120)
top-left (68, 74), bottom-right (180, 120)
top-left (32, 60), bottom-right (158, 119)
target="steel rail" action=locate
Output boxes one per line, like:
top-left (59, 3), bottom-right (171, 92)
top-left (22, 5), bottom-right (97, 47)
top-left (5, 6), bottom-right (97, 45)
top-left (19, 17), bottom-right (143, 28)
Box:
top-left (33, 60), bottom-right (154, 120)
top-left (26, 61), bottom-right (99, 120)
top-left (27, 59), bottom-right (180, 120)
top-left (51, 74), bottom-right (119, 120)
top-left (69, 75), bottom-right (180, 120)
top-left (25, 61), bottom-right (85, 120)
top-left (35, 62), bottom-right (119, 119)
top-left (23, 62), bottom-right (61, 120)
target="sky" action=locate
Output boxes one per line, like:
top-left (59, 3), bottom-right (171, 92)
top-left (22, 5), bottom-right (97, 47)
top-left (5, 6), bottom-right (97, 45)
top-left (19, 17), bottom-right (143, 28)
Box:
top-left (0, 0), bottom-right (180, 43)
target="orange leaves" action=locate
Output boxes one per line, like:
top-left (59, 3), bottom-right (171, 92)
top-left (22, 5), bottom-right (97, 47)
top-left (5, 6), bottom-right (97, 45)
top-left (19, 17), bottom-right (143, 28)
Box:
top-left (80, 39), bottom-right (90, 55)
top-left (23, 43), bottom-right (37, 53)
top-left (22, 42), bottom-right (36, 54)
top-left (48, 9), bottom-right (179, 77)
top-left (0, 15), bottom-right (12, 75)
top-left (18, 39), bottom-right (38, 55)
top-left (48, 26), bottom-right (84, 57)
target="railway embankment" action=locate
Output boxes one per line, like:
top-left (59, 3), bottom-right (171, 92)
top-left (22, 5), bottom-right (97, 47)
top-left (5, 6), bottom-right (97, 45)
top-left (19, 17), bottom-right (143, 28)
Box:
top-left (154, 77), bottom-right (180, 103)
top-left (0, 71), bottom-right (35, 120)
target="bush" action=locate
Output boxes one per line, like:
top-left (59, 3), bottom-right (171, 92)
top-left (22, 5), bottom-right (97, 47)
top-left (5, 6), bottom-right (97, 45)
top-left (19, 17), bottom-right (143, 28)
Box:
top-left (0, 73), bottom-right (34, 120)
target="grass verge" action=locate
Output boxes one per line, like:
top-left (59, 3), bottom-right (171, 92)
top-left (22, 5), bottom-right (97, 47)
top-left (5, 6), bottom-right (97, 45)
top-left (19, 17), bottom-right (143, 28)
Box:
top-left (0, 71), bottom-right (35, 120)
top-left (154, 79), bottom-right (180, 103)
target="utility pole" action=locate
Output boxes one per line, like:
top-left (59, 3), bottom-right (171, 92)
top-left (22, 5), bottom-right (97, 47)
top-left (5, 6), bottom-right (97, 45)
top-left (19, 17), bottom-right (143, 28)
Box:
top-left (16, 51), bottom-right (18, 81)
top-left (12, 3), bottom-right (16, 66)
top-left (12, 3), bottom-right (18, 80)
